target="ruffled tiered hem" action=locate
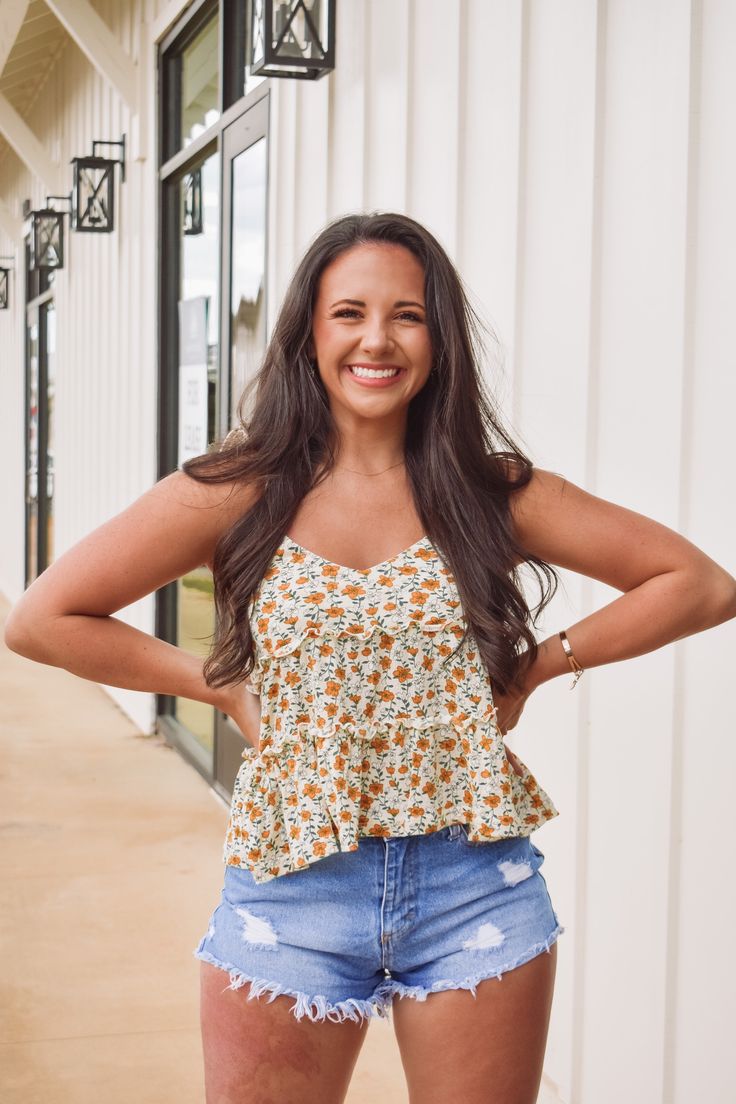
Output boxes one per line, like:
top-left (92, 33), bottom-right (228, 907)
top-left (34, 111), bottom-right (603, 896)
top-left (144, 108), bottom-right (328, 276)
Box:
top-left (223, 720), bottom-right (559, 883)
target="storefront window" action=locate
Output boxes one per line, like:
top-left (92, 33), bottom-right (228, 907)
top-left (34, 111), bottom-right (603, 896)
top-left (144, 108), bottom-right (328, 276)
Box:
top-left (174, 147), bottom-right (220, 754)
top-left (230, 136), bottom-right (267, 425)
top-left (181, 11), bottom-right (220, 148)
top-left (158, 3), bottom-right (269, 788)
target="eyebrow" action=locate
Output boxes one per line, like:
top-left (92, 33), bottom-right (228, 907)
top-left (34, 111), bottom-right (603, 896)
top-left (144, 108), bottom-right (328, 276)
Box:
top-left (329, 298), bottom-right (426, 310)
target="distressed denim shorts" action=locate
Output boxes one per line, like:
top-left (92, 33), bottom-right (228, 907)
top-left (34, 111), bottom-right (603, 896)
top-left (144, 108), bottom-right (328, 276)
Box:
top-left (192, 825), bottom-right (564, 1025)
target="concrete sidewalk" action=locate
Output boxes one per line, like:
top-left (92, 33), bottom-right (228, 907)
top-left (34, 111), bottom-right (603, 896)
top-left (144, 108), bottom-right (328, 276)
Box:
top-left (0, 595), bottom-right (407, 1104)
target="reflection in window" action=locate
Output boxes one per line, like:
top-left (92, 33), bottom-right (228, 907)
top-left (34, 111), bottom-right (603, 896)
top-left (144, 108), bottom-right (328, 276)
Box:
top-left (175, 147), bottom-right (220, 754)
top-left (26, 321), bottom-right (39, 582)
top-left (181, 12), bottom-right (220, 148)
top-left (44, 302), bottom-right (55, 563)
top-left (180, 148), bottom-right (220, 439)
top-left (230, 137), bottom-right (267, 426)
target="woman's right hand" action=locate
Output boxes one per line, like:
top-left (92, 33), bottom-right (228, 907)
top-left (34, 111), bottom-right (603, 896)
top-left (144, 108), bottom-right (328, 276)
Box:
top-left (215, 680), bottom-right (262, 750)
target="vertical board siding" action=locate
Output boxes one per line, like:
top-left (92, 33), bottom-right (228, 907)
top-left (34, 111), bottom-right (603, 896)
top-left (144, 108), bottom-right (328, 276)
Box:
top-left (293, 75), bottom-right (329, 259)
top-left (405, 0), bottom-right (460, 256)
top-left (671, 3), bottom-right (736, 1102)
top-left (456, 0), bottom-right (524, 371)
top-left (0, 3), bottom-right (734, 1100)
top-left (0, 0), bottom-right (158, 730)
top-left (363, 0), bottom-right (411, 214)
top-left (579, 2), bottom-right (693, 1102)
top-left (506, 4), bottom-right (601, 1097)
top-left (326, 0), bottom-right (367, 219)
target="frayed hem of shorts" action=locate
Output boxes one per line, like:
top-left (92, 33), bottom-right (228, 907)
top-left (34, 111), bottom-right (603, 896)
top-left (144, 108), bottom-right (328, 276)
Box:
top-left (374, 922), bottom-right (566, 1005)
top-left (193, 947), bottom-right (392, 1024)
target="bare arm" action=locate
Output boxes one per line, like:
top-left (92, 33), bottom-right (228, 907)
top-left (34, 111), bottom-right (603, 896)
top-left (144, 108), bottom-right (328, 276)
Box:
top-left (510, 469), bottom-right (736, 698)
top-left (3, 470), bottom-right (258, 712)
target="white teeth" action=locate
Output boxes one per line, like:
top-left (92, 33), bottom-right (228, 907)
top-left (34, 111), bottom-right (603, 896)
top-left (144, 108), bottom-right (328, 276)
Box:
top-left (348, 365), bottom-right (401, 379)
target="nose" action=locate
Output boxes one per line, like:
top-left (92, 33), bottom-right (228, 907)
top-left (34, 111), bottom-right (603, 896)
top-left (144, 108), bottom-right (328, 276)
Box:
top-left (360, 316), bottom-right (394, 357)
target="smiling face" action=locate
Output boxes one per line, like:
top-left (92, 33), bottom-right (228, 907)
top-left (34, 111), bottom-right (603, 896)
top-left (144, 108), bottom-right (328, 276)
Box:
top-left (310, 242), bottom-right (433, 428)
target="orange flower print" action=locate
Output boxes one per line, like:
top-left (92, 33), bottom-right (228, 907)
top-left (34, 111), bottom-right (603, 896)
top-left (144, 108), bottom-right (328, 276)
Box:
top-left (393, 665), bottom-right (413, 682)
top-left (223, 532), bottom-right (559, 883)
top-left (410, 589), bottom-right (429, 605)
top-left (304, 592), bottom-right (326, 605)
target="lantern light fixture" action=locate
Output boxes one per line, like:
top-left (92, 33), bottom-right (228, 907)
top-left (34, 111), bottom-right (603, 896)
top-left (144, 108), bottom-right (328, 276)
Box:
top-left (251, 0), bottom-right (336, 81)
top-left (71, 134), bottom-right (126, 233)
top-left (0, 256), bottom-right (14, 310)
top-left (29, 195), bottom-right (71, 271)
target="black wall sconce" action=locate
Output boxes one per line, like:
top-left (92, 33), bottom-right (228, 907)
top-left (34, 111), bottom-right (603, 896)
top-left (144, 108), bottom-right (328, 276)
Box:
top-left (251, 0), bottom-right (336, 80)
top-left (29, 196), bottom-right (71, 270)
top-left (71, 135), bottom-right (126, 233)
top-left (0, 256), bottom-right (14, 309)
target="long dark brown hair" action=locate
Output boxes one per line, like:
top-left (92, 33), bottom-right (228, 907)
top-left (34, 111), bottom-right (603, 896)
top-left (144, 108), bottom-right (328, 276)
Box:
top-left (183, 212), bottom-right (557, 696)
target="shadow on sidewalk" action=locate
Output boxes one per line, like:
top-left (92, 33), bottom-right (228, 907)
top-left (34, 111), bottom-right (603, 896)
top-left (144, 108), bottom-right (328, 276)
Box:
top-left (0, 594), bottom-right (405, 1103)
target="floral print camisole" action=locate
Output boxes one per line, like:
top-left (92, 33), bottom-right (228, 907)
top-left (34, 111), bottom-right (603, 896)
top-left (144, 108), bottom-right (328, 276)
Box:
top-left (223, 533), bottom-right (559, 883)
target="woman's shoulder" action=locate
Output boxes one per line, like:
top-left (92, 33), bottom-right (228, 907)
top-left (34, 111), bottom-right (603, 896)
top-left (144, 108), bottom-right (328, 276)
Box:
top-left (154, 467), bottom-right (261, 570)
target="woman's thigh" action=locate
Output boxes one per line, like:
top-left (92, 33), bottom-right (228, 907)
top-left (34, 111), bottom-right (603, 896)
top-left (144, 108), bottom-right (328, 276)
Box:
top-left (392, 941), bottom-right (557, 1104)
top-left (200, 961), bottom-right (370, 1104)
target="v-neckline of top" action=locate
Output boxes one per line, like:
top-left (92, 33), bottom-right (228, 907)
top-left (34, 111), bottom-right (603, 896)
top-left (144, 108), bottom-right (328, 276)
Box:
top-left (282, 533), bottom-right (433, 575)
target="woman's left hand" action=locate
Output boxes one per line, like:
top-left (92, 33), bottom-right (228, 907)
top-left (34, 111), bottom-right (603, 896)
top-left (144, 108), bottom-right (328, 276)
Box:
top-left (493, 685), bottom-right (533, 778)
top-left (493, 685), bottom-right (530, 736)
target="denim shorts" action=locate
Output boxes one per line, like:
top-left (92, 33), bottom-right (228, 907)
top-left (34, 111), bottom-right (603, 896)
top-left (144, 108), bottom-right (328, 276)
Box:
top-left (193, 824), bottom-right (564, 1025)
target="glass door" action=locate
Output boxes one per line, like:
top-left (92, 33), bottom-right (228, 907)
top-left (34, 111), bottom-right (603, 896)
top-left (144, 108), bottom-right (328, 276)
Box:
top-left (156, 94), bottom-right (268, 795)
top-left (213, 95), bottom-right (269, 793)
top-left (172, 145), bottom-right (221, 765)
top-left (25, 296), bottom-right (55, 585)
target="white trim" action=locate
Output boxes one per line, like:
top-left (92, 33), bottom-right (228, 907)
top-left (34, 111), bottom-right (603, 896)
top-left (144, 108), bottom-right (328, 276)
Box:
top-left (0, 197), bottom-right (22, 243)
top-left (0, 0), bottom-right (29, 76)
top-left (0, 93), bottom-right (61, 194)
top-left (44, 0), bottom-right (138, 112)
top-left (151, 0), bottom-right (198, 45)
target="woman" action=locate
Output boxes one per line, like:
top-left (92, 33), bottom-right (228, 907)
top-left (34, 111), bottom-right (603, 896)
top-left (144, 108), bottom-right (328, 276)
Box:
top-left (5, 212), bottom-right (735, 1104)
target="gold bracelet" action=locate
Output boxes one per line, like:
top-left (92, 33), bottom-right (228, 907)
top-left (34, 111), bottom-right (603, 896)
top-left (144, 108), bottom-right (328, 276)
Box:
top-left (559, 630), bottom-right (584, 689)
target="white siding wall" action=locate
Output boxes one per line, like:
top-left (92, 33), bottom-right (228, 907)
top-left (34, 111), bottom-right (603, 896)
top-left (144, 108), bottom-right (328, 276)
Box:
top-left (0, 0), bottom-right (165, 730)
top-left (0, 2), bottom-right (734, 1100)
